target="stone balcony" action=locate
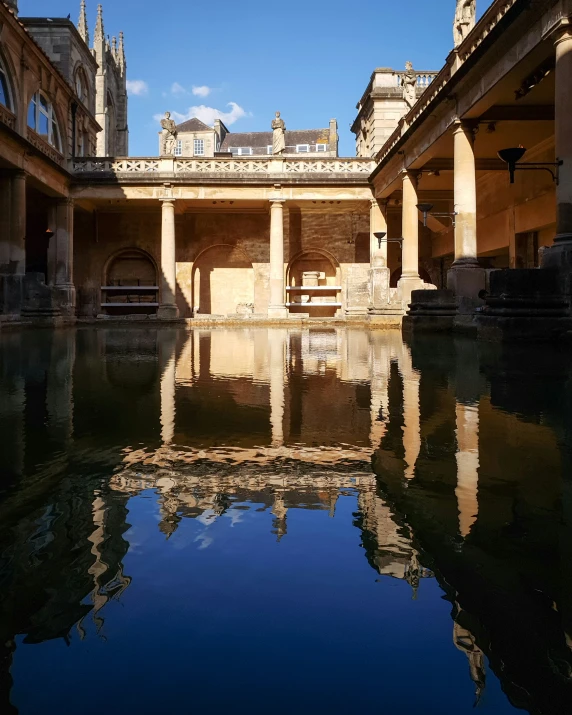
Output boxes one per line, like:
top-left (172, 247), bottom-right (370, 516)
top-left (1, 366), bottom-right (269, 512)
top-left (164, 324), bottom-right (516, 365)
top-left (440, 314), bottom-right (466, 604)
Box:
top-left (71, 156), bottom-right (378, 185)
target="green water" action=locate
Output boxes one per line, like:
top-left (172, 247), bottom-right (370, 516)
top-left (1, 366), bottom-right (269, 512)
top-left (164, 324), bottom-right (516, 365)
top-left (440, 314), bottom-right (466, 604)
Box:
top-left (0, 327), bottom-right (570, 714)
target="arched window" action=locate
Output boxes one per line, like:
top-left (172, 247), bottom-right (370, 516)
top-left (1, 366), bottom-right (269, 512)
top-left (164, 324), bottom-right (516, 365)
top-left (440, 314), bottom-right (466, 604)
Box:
top-left (0, 54), bottom-right (13, 110)
top-left (27, 91), bottom-right (62, 151)
top-left (75, 68), bottom-right (89, 105)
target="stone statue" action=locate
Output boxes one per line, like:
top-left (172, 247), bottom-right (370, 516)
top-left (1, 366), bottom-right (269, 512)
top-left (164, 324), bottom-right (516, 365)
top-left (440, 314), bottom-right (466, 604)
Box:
top-left (401, 62), bottom-right (417, 109)
top-left (160, 111), bottom-right (178, 156)
top-left (454, 0), bottom-right (477, 47)
top-left (271, 111), bottom-right (286, 156)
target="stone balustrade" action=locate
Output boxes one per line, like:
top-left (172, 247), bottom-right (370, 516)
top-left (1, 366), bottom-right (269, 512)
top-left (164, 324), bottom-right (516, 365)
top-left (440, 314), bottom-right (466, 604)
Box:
top-left (393, 71), bottom-right (439, 88)
top-left (72, 156), bottom-right (377, 179)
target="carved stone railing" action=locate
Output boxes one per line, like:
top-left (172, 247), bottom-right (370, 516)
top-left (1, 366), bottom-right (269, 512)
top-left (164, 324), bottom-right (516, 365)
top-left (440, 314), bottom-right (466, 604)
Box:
top-left (393, 71), bottom-right (439, 89)
top-left (0, 104), bottom-right (16, 131)
top-left (26, 128), bottom-right (65, 166)
top-left (457, 0), bottom-right (520, 63)
top-left (72, 156), bottom-right (376, 179)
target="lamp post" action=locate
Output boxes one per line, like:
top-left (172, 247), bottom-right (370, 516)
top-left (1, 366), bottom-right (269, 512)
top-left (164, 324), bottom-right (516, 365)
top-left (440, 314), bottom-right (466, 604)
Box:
top-left (416, 203), bottom-right (458, 228)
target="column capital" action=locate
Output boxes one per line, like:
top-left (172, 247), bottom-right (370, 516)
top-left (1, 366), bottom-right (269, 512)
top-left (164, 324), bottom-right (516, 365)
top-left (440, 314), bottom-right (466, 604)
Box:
top-left (160, 197), bottom-right (176, 206)
top-left (57, 197), bottom-right (74, 208)
top-left (451, 119), bottom-right (478, 136)
top-left (269, 198), bottom-right (286, 205)
top-left (551, 20), bottom-right (572, 47)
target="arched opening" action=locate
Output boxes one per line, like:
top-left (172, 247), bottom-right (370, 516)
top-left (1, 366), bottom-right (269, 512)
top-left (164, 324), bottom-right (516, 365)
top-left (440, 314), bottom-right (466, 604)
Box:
top-left (192, 244), bottom-right (254, 316)
top-left (287, 249), bottom-right (341, 317)
top-left (103, 249), bottom-right (158, 315)
top-left (75, 68), bottom-right (89, 107)
top-left (106, 92), bottom-right (116, 156)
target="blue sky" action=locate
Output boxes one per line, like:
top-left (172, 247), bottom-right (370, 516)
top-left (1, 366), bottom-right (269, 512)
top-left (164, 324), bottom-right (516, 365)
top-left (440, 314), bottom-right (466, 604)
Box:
top-left (20, 0), bottom-right (493, 156)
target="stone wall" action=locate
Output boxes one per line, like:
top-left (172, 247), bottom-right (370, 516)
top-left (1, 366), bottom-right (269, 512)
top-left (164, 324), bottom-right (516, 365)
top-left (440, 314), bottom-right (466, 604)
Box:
top-left (74, 207), bottom-right (370, 318)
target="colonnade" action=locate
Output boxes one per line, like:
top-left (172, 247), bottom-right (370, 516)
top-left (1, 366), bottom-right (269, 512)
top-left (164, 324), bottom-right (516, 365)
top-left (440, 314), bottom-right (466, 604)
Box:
top-left (0, 170), bottom-right (75, 318)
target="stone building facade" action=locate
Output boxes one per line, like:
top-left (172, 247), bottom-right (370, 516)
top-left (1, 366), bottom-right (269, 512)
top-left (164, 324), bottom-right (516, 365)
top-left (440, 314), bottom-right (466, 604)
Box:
top-left (165, 116), bottom-right (338, 158)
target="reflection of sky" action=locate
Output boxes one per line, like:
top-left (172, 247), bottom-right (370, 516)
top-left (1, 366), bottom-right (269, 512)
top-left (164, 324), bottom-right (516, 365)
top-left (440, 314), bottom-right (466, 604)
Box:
top-left (10, 490), bottom-right (515, 715)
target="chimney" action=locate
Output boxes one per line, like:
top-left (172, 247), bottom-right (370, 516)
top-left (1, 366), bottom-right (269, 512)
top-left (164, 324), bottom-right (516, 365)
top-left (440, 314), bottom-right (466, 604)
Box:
top-left (329, 118), bottom-right (338, 156)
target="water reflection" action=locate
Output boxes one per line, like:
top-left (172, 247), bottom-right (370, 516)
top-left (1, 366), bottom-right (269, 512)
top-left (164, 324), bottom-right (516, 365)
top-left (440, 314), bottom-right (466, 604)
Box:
top-left (0, 327), bottom-right (571, 713)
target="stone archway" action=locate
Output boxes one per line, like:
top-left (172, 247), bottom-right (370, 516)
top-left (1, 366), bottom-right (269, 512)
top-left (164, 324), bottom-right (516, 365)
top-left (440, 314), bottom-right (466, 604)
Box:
top-left (102, 248), bottom-right (158, 315)
top-left (192, 244), bottom-right (254, 316)
top-left (286, 249), bottom-right (341, 317)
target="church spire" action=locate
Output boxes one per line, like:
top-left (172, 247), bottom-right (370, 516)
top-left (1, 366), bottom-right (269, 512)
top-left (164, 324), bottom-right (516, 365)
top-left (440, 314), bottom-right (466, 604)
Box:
top-left (78, 1), bottom-right (89, 45)
top-left (94, 4), bottom-right (104, 45)
top-left (118, 31), bottom-right (126, 73)
top-left (111, 35), bottom-right (117, 60)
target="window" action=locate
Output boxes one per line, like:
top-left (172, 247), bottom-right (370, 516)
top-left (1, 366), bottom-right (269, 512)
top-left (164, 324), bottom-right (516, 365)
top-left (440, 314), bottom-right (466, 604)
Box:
top-left (75, 69), bottom-right (88, 105)
top-left (28, 91), bottom-right (62, 151)
top-left (194, 139), bottom-right (205, 156)
top-left (267, 145), bottom-right (273, 155)
top-left (0, 55), bottom-right (12, 110)
top-left (231, 147), bottom-right (252, 156)
top-left (174, 140), bottom-right (183, 156)
top-left (296, 144), bottom-right (310, 153)
top-left (316, 143), bottom-right (328, 153)
top-left (77, 131), bottom-right (86, 157)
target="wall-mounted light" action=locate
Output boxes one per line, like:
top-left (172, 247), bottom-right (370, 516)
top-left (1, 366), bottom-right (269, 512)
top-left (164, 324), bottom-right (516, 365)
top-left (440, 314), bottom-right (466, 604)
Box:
top-left (45, 229), bottom-right (55, 240)
top-left (498, 147), bottom-right (562, 185)
top-left (416, 203), bottom-right (458, 228)
top-left (374, 231), bottom-right (404, 249)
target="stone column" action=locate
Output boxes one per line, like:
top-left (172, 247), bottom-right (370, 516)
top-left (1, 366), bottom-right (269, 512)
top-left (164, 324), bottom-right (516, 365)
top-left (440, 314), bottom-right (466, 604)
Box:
top-left (158, 199), bottom-right (179, 320)
top-left (447, 122), bottom-right (485, 311)
top-left (398, 171), bottom-right (424, 308)
top-left (268, 199), bottom-right (287, 318)
top-left (369, 199), bottom-right (394, 314)
top-left (1, 171), bottom-right (26, 317)
top-left (50, 198), bottom-right (76, 316)
top-left (554, 27), bottom-right (572, 243)
top-left (455, 402), bottom-right (480, 538)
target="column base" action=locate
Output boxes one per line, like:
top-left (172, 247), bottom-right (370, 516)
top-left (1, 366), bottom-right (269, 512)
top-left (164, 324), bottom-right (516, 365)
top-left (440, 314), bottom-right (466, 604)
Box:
top-left (267, 305), bottom-right (288, 319)
top-left (53, 284), bottom-right (76, 317)
top-left (0, 274), bottom-right (24, 318)
top-left (398, 275), bottom-right (432, 310)
top-left (157, 304), bottom-right (180, 320)
top-left (447, 263), bottom-right (486, 314)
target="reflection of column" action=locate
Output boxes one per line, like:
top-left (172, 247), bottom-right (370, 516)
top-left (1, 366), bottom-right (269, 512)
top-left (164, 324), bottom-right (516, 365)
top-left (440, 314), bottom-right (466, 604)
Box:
top-left (268, 199), bottom-right (287, 318)
top-left (0, 334), bottom-right (25, 481)
top-left (159, 331), bottom-right (178, 445)
top-left (554, 27), bottom-right (572, 242)
top-left (454, 618), bottom-right (486, 704)
top-left (455, 402), bottom-right (480, 538)
top-left (447, 122), bottom-right (485, 306)
top-left (398, 171), bottom-right (423, 308)
top-left (46, 330), bottom-right (76, 444)
top-left (370, 333), bottom-right (390, 448)
top-left (400, 345), bottom-right (421, 480)
top-left (158, 199), bottom-right (179, 319)
top-left (269, 329), bottom-right (286, 447)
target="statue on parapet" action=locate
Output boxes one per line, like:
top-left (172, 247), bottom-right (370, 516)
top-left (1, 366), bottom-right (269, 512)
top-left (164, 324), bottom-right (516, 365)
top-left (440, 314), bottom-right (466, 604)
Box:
top-left (272, 111), bottom-right (286, 156)
top-left (402, 61), bottom-right (417, 109)
top-left (160, 112), bottom-right (178, 156)
top-left (454, 0), bottom-right (477, 47)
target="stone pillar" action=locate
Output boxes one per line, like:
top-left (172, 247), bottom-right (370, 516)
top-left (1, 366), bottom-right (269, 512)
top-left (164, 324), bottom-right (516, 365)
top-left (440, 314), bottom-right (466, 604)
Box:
top-left (398, 171), bottom-right (424, 308)
top-left (50, 198), bottom-right (76, 316)
top-left (455, 403), bottom-right (480, 538)
top-left (269, 329), bottom-right (286, 447)
top-left (0, 171), bottom-right (25, 318)
top-left (554, 27), bottom-right (572, 243)
top-left (158, 199), bottom-right (179, 320)
top-left (447, 122), bottom-right (485, 311)
top-left (268, 199), bottom-right (287, 318)
top-left (369, 199), bottom-right (394, 314)
top-left (10, 171), bottom-right (26, 276)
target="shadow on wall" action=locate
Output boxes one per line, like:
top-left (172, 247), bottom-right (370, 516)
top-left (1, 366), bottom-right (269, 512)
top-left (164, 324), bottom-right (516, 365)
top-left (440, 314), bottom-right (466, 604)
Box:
top-left (191, 244), bottom-right (254, 316)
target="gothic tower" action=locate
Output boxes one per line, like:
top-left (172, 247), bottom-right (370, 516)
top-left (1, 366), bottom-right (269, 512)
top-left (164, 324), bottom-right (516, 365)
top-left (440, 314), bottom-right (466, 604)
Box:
top-left (83, 3), bottom-right (128, 156)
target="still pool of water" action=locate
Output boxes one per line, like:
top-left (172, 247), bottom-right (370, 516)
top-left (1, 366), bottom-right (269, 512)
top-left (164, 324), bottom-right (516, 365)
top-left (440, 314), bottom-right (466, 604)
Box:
top-left (0, 327), bottom-right (571, 714)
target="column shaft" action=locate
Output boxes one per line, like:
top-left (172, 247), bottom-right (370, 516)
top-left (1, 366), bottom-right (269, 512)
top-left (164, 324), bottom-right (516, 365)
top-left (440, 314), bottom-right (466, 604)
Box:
top-left (49, 199), bottom-right (76, 315)
top-left (268, 199), bottom-right (287, 317)
top-left (448, 122), bottom-right (485, 306)
top-left (158, 200), bottom-right (179, 319)
top-left (555, 30), bottom-right (572, 241)
top-left (10, 171), bottom-right (26, 275)
top-left (0, 175), bottom-right (11, 272)
top-left (453, 123), bottom-right (478, 265)
top-left (1, 171), bottom-right (25, 317)
top-left (401, 171), bottom-right (419, 279)
top-left (370, 199), bottom-right (388, 267)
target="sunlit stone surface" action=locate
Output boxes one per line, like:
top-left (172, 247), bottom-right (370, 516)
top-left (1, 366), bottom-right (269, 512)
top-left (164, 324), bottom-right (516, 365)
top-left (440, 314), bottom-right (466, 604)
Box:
top-left (0, 328), bottom-right (571, 714)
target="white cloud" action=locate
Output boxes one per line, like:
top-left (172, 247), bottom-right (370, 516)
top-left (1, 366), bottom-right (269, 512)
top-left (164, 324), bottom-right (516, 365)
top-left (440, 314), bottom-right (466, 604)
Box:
top-left (163, 102), bottom-right (249, 127)
top-left (192, 85), bottom-right (212, 98)
top-left (126, 80), bottom-right (149, 97)
top-left (171, 82), bottom-right (188, 95)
